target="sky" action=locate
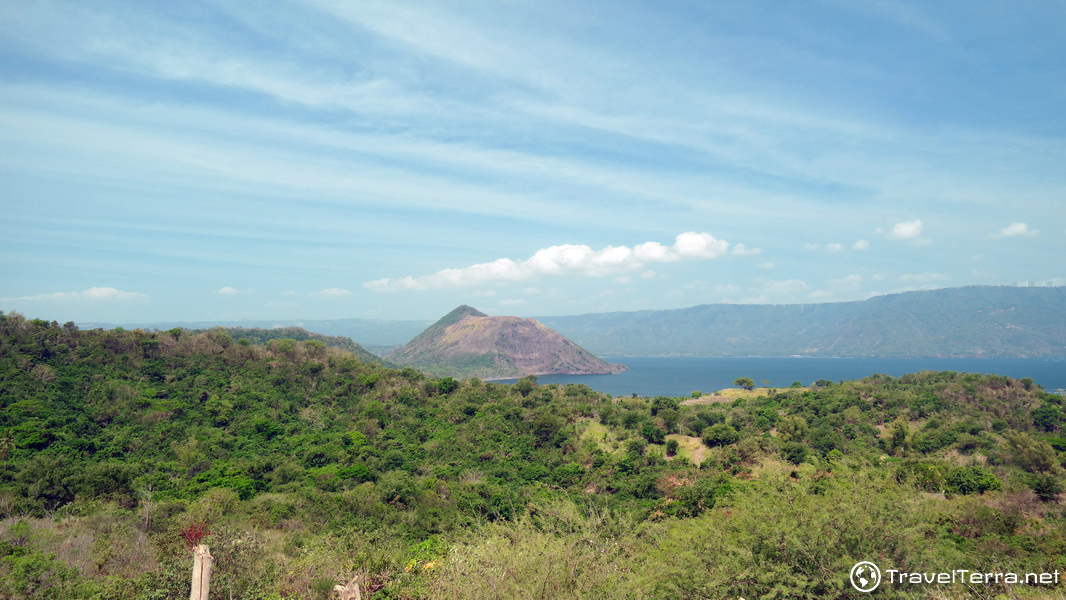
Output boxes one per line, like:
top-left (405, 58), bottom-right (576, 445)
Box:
top-left (1, 0), bottom-right (1064, 324)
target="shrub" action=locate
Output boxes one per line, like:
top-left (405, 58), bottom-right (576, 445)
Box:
top-left (895, 460), bottom-right (947, 492)
top-left (945, 466), bottom-right (1001, 495)
top-left (666, 439), bottom-right (679, 456)
top-left (641, 424), bottom-right (665, 445)
top-left (702, 424), bottom-right (739, 447)
top-left (1031, 474), bottom-right (1063, 502)
top-left (781, 441), bottom-right (808, 465)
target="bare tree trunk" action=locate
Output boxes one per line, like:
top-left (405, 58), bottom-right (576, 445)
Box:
top-left (189, 544), bottom-right (214, 600)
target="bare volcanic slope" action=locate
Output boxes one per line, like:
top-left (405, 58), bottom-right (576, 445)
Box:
top-left (387, 305), bottom-right (627, 379)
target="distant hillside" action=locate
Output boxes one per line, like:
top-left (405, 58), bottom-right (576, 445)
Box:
top-left (192, 326), bottom-right (388, 366)
top-left (387, 305), bottom-right (626, 379)
top-left (82, 317), bottom-right (431, 348)
top-left (536, 286), bottom-right (1066, 358)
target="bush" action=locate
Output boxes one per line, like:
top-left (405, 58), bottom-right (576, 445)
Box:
top-left (1031, 474), bottom-right (1063, 502)
top-left (641, 424), bottom-right (665, 445)
top-left (666, 439), bottom-right (679, 457)
top-left (895, 460), bottom-right (947, 492)
top-left (702, 424), bottom-right (739, 447)
top-left (945, 466), bottom-right (1001, 495)
top-left (669, 477), bottom-right (721, 517)
top-left (781, 441), bottom-right (808, 465)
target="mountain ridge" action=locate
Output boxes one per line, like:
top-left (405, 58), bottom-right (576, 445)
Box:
top-left (79, 286), bottom-right (1066, 358)
top-left (535, 286), bottom-right (1066, 358)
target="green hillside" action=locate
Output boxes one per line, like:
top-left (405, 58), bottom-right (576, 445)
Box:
top-left (1, 311), bottom-right (1064, 599)
top-left (191, 326), bottom-right (389, 366)
top-left (538, 286), bottom-right (1066, 357)
top-left (84, 318), bottom-right (433, 349)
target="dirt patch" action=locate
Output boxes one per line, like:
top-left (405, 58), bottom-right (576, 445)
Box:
top-left (667, 434), bottom-right (709, 466)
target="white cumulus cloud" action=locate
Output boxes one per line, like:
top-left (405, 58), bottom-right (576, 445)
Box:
top-left (993, 222), bottom-right (1038, 238)
top-left (852, 240), bottom-right (870, 250)
top-left (364, 232), bottom-right (730, 292)
top-left (887, 219), bottom-right (923, 240)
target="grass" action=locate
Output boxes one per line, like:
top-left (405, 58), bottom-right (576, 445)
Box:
top-left (579, 419), bottom-right (624, 455)
top-left (682, 387), bottom-right (780, 406)
top-left (665, 434), bottom-right (708, 466)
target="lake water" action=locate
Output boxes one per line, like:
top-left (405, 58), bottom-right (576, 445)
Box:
top-left (502, 357), bottom-right (1066, 397)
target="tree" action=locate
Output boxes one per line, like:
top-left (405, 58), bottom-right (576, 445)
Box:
top-left (945, 466), bottom-right (1001, 495)
top-left (1031, 474), bottom-right (1063, 502)
top-left (703, 424), bottom-right (739, 447)
top-left (666, 439), bottom-right (679, 456)
top-left (1005, 432), bottom-right (1061, 474)
top-left (777, 416), bottom-right (808, 443)
top-left (437, 377), bottom-right (459, 395)
top-left (888, 419), bottom-right (911, 457)
top-left (781, 441), bottom-right (808, 465)
top-left (513, 375), bottom-right (537, 397)
top-left (734, 377), bottom-right (755, 391)
top-left (1033, 402), bottom-right (1064, 432)
top-left (642, 423), bottom-right (666, 445)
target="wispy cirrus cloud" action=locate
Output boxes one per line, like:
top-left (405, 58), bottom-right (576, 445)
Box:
top-left (899, 272), bottom-right (948, 283)
top-left (1, 286), bottom-right (147, 302)
top-left (365, 232), bottom-right (730, 292)
top-left (311, 288), bottom-right (353, 298)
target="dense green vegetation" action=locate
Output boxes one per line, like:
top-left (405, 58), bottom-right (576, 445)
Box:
top-left (192, 326), bottom-right (389, 366)
top-left (1, 311), bottom-right (1064, 599)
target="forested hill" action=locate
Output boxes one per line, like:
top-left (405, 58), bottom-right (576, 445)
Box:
top-left (0, 311), bottom-right (1065, 598)
top-left (189, 326), bottom-right (387, 366)
top-left (84, 317), bottom-right (431, 349)
top-left (537, 286), bottom-right (1066, 357)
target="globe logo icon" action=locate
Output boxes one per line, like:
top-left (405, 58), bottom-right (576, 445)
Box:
top-left (850, 561), bottom-right (881, 593)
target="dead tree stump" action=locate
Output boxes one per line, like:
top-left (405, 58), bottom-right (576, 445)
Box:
top-left (334, 576), bottom-right (363, 600)
top-left (189, 544), bottom-right (214, 600)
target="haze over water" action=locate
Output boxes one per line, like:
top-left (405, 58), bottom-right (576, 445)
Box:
top-left (507, 357), bottom-right (1066, 398)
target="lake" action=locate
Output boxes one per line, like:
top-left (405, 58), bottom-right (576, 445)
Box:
top-left (501, 357), bottom-right (1066, 397)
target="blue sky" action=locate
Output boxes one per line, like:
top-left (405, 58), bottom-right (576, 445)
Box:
top-left (1, 0), bottom-right (1063, 323)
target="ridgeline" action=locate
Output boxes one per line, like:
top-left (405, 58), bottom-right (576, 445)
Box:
top-left (538, 286), bottom-right (1066, 357)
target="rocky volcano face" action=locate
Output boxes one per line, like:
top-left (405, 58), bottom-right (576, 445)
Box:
top-left (386, 305), bottom-right (627, 379)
